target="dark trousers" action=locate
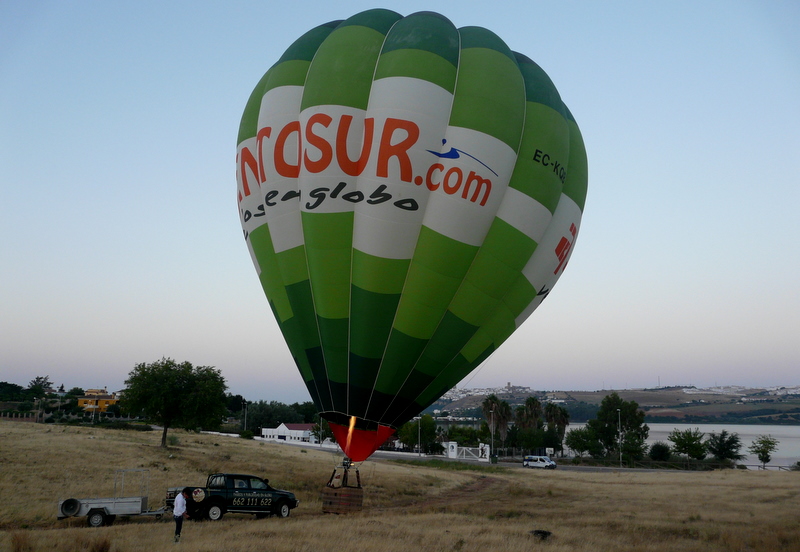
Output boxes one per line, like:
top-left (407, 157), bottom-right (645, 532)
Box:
top-left (174, 515), bottom-right (184, 536)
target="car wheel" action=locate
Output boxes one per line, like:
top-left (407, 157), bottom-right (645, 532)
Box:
top-left (207, 504), bottom-right (225, 521)
top-left (87, 510), bottom-right (106, 527)
top-left (275, 501), bottom-right (290, 518)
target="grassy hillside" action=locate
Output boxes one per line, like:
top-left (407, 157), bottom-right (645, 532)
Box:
top-left (1, 421), bottom-right (799, 552)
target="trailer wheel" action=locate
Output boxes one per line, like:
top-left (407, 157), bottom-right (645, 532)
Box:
top-left (61, 498), bottom-right (81, 517)
top-left (87, 510), bottom-right (107, 527)
top-left (206, 504), bottom-right (224, 521)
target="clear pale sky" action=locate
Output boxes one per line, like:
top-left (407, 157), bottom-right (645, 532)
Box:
top-left (2, 1), bottom-right (798, 402)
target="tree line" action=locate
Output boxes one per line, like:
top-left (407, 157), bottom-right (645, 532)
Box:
top-left (563, 392), bottom-right (781, 469)
top-left (393, 394), bottom-right (573, 456)
top-left (394, 391), bottom-right (780, 469)
top-left (1, 377), bottom-right (93, 417)
top-left (9, 365), bottom-right (781, 468)
top-left (2, 360), bottom-right (319, 448)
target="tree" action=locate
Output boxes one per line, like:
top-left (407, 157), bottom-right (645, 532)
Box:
top-left (668, 428), bottom-right (707, 462)
top-left (397, 414), bottom-right (437, 453)
top-left (540, 403), bottom-right (571, 455)
top-left (247, 400), bottom-right (303, 430)
top-left (311, 417), bottom-right (333, 445)
top-left (564, 426), bottom-right (603, 458)
top-left (445, 425), bottom-right (481, 447)
top-left (705, 430), bottom-right (745, 463)
top-left (543, 425), bottom-right (561, 452)
top-left (748, 435), bottom-right (779, 469)
top-left (586, 392), bottom-right (649, 458)
top-left (505, 424), bottom-right (520, 448)
top-left (226, 393), bottom-right (245, 414)
top-left (553, 406), bottom-right (570, 454)
top-left (515, 397), bottom-right (543, 430)
top-left (621, 429), bottom-right (649, 461)
top-left (120, 358), bottom-right (227, 447)
top-left (648, 441), bottom-right (672, 462)
top-left (29, 375), bottom-right (53, 389)
top-left (27, 375), bottom-right (53, 398)
top-left (290, 401), bottom-right (317, 423)
top-left (0, 382), bottom-right (24, 401)
top-left (482, 395), bottom-right (513, 449)
top-left (517, 426), bottom-right (546, 452)
top-left (544, 402), bottom-right (558, 428)
top-left (481, 394), bottom-right (501, 442)
top-left (495, 400), bottom-right (513, 446)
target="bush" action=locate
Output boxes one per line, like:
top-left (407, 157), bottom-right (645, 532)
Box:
top-left (239, 430), bottom-right (254, 440)
top-left (649, 441), bottom-right (672, 461)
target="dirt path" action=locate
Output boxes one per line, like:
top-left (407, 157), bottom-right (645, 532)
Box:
top-left (375, 474), bottom-right (503, 513)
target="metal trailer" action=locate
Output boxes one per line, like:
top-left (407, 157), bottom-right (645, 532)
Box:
top-left (57, 469), bottom-right (166, 527)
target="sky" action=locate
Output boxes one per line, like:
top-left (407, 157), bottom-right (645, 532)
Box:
top-left (1, 1), bottom-right (798, 403)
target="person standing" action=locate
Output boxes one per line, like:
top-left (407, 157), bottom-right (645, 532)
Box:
top-left (173, 488), bottom-right (190, 543)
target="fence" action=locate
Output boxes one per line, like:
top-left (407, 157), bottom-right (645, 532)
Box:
top-left (0, 412), bottom-right (38, 422)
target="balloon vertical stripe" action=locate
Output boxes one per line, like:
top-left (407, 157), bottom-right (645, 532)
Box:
top-left (372, 26), bottom-right (526, 424)
top-left (237, 22), bottom-right (340, 412)
top-left (298, 9), bottom-right (403, 414)
top-left (348, 12), bottom-right (460, 418)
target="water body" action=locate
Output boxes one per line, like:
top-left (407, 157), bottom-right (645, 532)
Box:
top-left (646, 423), bottom-right (800, 467)
top-left (571, 423), bottom-right (800, 467)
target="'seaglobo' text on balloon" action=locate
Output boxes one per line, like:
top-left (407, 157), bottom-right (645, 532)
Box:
top-left (237, 115), bottom-right (495, 214)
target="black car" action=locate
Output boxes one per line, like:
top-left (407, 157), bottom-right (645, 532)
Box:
top-left (167, 473), bottom-right (299, 520)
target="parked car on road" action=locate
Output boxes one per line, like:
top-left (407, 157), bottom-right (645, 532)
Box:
top-left (523, 455), bottom-right (557, 469)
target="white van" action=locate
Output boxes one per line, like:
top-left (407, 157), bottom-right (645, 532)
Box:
top-left (523, 455), bottom-right (557, 469)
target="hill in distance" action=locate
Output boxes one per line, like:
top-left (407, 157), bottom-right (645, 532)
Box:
top-left (429, 384), bottom-right (800, 425)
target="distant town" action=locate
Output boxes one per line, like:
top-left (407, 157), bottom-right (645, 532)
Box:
top-left (431, 382), bottom-right (800, 425)
top-left (439, 382), bottom-right (800, 403)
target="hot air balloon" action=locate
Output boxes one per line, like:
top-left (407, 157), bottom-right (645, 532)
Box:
top-left (236, 9), bottom-right (587, 462)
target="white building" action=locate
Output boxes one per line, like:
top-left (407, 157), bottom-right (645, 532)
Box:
top-left (261, 423), bottom-right (317, 443)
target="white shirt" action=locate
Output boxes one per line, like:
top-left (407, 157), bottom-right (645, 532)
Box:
top-left (174, 491), bottom-right (187, 517)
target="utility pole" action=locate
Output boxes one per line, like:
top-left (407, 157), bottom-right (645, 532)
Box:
top-left (490, 409), bottom-right (495, 458)
top-left (418, 417), bottom-right (421, 458)
top-left (617, 408), bottom-right (622, 468)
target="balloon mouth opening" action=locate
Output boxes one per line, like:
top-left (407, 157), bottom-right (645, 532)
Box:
top-left (325, 414), bottom-right (396, 462)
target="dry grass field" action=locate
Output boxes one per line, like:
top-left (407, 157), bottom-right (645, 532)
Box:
top-left (1, 421), bottom-right (799, 552)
